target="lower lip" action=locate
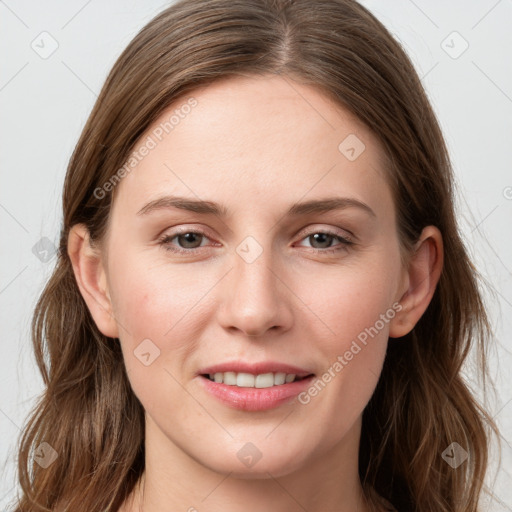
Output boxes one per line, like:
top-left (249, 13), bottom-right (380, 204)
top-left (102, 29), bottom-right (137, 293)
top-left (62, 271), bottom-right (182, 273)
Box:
top-left (198, 375), bottom-right (315, 411)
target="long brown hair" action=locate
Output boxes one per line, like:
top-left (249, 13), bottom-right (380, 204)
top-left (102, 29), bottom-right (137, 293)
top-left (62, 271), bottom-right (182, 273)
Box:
top-left (11, 0), bottom-right (498, 510)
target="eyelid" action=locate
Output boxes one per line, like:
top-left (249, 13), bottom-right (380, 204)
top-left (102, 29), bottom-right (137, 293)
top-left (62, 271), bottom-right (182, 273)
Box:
top-left (158, 224), bottom-right (216, 240)
top-left (159, 224), bottom-right (354, 243)
top-left (295, 224), bottom-right (354, 243)
top-left (157, 224), bottom-right (355, 257)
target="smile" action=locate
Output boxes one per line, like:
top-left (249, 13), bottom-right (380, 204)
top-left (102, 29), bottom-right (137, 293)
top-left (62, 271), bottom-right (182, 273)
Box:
top-left (198, 373), bottom-right (316, 411)
top-left (202, 371), bottom-right (313, 388)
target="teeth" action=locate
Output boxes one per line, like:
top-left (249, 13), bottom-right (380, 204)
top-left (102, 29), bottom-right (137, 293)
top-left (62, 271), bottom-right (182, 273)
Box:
top-left (208, 371), bottom-right (298, 387)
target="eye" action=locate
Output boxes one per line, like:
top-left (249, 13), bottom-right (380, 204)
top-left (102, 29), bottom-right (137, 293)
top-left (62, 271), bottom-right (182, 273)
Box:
top-left (296, 229), bottom-right (354, 255)
top-left (158, 229), bottom-right (213, 254)
top-left (158, 227), bottom-right (354, 256)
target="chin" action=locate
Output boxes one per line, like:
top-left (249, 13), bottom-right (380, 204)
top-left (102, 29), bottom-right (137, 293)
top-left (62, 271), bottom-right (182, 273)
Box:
top-left (203, 449), bottom-right (306, 480)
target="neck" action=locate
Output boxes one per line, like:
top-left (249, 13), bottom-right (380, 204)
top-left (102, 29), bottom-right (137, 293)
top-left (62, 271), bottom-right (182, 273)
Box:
top-left (119, 415), bottom-right (375, 512)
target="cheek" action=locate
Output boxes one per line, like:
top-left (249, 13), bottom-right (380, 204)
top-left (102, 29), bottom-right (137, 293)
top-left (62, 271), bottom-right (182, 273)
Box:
top-left (293, 257), bottom-right (399, 419)
top-left (108, 254), bottom-right (200, 336)
top-left (107, 256), bottom-right (216, 383)
top-left (295, 257), bottom-right (399, 347)
top-left (107, 265), bottom-right (192, 409)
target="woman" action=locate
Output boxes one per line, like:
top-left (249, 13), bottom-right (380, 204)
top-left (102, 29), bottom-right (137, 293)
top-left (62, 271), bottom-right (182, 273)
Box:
top-left (12, 1), bottom-right (498, 511)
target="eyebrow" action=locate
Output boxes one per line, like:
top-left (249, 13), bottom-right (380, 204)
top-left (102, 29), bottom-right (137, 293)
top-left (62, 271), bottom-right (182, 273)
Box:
top-left (136, 195), bottom-right (376, 218)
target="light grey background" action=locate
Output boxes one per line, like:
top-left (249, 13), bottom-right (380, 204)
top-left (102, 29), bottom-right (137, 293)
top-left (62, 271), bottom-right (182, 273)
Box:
top-left (1, 0), bottom-right (511, 510)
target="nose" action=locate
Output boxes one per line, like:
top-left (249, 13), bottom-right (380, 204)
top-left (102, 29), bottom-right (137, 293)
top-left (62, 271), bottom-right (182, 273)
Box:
top-left (216, 241), bottom-right (294, 338)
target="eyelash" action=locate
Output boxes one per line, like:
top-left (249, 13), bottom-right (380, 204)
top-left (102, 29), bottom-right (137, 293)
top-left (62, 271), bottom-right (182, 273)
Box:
top-left (157, 227), bottom-right (354, 256)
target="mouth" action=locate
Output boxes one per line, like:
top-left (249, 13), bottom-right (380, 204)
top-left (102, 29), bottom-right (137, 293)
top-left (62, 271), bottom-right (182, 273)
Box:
top-left (198, 371), bottom-right (317, 411)
top-left (200, 371), bottom-right (315, 388)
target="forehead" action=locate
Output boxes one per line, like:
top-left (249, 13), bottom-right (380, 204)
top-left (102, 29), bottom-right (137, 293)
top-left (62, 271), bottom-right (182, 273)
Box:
top-left (111, 74), bottom-right (393, 221)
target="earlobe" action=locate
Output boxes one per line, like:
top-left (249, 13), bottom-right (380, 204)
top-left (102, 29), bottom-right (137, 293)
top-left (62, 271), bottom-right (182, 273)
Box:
top-left (389, 226), bottom-right (444, 338)
top-left (67, 224), bottom-right (119, 339)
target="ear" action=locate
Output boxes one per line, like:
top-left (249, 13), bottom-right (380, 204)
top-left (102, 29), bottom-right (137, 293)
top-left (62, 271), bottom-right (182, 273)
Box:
top-left (389, 226), bottom-right (443, 338)
top-left (67, 224), bottom-right (119, 338)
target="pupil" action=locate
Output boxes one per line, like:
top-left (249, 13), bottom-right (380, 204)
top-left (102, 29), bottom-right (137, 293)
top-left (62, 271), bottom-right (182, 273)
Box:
top-left (311, 233), bottom-right (332, 248)
top-left (179, 233), bottom-right (201, 248)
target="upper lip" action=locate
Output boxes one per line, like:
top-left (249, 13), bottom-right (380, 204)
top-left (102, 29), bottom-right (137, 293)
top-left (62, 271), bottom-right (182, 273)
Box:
top-left (198, 361), bottom-right (314, 378)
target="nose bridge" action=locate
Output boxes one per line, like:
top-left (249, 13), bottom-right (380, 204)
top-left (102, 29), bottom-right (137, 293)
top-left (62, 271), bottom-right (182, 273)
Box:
top-left (217, 233), bottom-right (293, 337)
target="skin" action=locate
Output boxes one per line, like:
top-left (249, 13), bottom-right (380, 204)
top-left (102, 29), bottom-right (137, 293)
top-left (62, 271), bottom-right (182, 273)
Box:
top-left (68, 74), bottom-right (443, 512)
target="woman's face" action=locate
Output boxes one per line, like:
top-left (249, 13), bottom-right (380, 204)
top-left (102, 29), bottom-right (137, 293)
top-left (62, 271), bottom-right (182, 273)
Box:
top-left (100, 74), bottom-right (408, 477)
